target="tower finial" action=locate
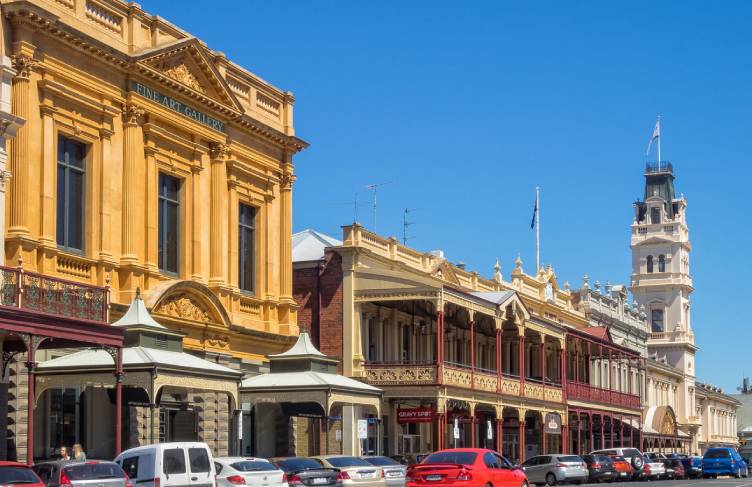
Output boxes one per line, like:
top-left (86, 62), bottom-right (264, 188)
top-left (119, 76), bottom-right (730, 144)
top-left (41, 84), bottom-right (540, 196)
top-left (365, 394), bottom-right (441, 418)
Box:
top-left (135, 287), bottom-right (142, 300)
top-left (493, 258), bottom-right (502, 283)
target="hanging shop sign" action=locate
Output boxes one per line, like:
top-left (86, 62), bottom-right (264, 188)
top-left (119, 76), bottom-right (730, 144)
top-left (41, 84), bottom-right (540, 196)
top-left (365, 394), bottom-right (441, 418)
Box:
top-left (545, 413), bottom-right (562, 434)
top-left (131, 81), bottom-right (225, 133)
top-left (397, 407), bottom-right (435, 423)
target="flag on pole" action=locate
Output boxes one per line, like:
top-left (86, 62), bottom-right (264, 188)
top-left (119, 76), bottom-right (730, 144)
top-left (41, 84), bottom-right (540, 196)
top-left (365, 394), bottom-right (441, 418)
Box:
top-left (530, 194), bottom-right (538, 229)
top-left (646, 118), bottom-right (661, 156)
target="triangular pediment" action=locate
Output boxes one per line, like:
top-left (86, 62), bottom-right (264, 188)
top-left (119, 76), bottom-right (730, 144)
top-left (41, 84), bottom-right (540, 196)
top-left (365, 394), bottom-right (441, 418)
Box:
top-left (432, 261), bottom-right (461, 286)
top-left (136, 38), bottom-right (241, 111)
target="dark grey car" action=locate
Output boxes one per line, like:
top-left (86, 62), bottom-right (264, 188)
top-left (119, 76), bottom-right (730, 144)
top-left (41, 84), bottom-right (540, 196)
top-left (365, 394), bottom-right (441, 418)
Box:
top-left (270, 458), bottom-right (342, 487)
top-left (32, 461), bottom-right (129, 487)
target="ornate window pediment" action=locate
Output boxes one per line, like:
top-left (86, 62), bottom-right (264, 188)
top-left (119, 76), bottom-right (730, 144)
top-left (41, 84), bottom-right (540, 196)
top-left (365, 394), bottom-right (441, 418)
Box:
top-left (154, 293), bottom-right (212, 323)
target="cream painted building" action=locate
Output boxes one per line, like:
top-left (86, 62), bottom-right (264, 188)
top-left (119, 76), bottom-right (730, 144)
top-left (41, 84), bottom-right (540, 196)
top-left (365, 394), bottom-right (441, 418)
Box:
top-left (631, 161), bottom-right (737, 453)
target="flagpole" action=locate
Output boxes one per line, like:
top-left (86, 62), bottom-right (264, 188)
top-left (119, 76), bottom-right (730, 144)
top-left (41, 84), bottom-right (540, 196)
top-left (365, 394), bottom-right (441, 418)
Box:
top-left (657, 116), bottom-right (661, 169)
top-left (536, 186), bottom-right (540, 272)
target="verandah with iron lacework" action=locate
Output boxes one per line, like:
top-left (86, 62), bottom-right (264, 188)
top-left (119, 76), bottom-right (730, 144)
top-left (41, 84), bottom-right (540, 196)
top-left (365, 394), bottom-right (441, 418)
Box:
top-left (0, 262), bottom-right (108, 322)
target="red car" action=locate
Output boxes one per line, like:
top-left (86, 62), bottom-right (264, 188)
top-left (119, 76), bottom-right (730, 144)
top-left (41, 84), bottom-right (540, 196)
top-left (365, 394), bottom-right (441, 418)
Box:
top-left (0, 462), bottom-right (45, 487)
top-left (406, 449), bottom-right (528, 487)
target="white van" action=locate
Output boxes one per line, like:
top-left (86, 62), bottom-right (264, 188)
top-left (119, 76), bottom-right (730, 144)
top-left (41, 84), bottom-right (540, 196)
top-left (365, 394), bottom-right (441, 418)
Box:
top-left (115, 442), bottom-right (216, 487)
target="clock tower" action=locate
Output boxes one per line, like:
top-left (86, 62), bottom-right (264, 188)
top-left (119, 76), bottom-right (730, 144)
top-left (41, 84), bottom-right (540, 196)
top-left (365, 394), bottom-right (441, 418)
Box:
top-left (630, 162), bottom-right (698, 434)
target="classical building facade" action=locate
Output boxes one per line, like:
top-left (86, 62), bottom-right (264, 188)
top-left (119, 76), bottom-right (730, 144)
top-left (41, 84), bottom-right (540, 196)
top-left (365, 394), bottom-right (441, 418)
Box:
top-left (293, 226), bottom-right (644, 461)
top-left (630, 162), bottom-right (738, 453)
top-left (0, 0), bottom-right (306, 461)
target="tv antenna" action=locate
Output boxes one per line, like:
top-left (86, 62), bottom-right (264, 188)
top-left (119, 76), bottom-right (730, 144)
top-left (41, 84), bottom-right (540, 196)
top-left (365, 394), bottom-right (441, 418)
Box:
top-left (403, 208), bottom-right (419, 245)
top-left (365, 181), bottom-right (391, 232)
top-left (327, 193), bottom-right (360, 223)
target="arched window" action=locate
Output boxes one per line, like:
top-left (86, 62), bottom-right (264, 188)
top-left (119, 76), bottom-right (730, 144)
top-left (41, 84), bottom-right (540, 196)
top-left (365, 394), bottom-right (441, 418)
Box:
top-left (647, 255), bottom-right (654, 273)
top-left (658, 254), bottom-right (666, 272)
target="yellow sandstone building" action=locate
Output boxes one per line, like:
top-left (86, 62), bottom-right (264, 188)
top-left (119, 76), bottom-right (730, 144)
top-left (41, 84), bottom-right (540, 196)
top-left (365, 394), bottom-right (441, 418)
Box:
top-left (1, 0), bottom-right (306, 460)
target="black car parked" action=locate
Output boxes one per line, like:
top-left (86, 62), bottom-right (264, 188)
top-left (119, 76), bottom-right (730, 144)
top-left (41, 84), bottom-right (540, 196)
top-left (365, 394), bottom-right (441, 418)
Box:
top-left (581, 454), bottom-right (616, 483)
top-left (270, 457), bottom-right (342, 487)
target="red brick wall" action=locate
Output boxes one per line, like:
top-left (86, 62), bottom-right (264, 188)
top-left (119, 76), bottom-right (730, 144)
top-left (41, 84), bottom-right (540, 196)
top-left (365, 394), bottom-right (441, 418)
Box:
top-left (293, 265), bottom-right (318, 344)
top-left (292, 251), bottom-right (344, 371)
top-left (319, 251), bottom-right (343, 368)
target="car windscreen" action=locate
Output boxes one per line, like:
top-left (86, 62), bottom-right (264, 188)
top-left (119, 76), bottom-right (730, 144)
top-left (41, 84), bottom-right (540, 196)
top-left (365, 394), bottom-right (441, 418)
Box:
top-left (275, 458), bottom-right (326, 472)
top-left (705, 450), bottom-right (731, 459)
top-left (324, 457), bottom-right (372, 468)
top-left (230, 461), bottom-right (277, 472)
top-left (423, 452), bottom-right (477, 466)
top-left (557, 456), bottom-right (582, 463)
top-left (64, 464), bottom-right (126, 481)
top-left (0, 467), bottom-right (41, 484)
top-left (364, 457), bottom-right (400, 467)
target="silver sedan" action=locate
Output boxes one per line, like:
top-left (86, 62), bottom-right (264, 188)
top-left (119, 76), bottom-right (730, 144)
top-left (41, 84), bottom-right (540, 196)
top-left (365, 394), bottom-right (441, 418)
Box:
top-left (521, 455), bottom-right (589, 486)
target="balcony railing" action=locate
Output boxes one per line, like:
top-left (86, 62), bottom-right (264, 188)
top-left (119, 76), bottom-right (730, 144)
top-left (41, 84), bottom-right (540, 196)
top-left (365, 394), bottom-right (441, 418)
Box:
top-left (0, 265), bottom-right (109, 323)
top-left (568, 381), bottom-right (640, 409)
top-left (363, 362), bottom-right (562, 402)
top-left (645, 161), bottom-right (673, 174)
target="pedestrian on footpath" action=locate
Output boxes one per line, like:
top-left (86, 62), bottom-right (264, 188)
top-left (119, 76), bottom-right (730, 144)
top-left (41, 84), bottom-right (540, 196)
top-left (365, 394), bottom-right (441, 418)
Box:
top-left (73, 444), bottom-right (86, 462)
top-left (59, 446), bottom-right (71, 461)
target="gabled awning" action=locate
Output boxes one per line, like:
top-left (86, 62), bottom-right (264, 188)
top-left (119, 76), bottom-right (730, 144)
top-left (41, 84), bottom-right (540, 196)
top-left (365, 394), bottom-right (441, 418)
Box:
top-left (240, 331), bottom-right (381, 416)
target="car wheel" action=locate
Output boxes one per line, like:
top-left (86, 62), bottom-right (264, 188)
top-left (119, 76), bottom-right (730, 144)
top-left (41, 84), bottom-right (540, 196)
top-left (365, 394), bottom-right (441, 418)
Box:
top-left (522, 481), bottom-right (530, 487)
top-left (486, 483), bottom-right (493, 487)
top-left (546, 473), bottom-right (557, 486)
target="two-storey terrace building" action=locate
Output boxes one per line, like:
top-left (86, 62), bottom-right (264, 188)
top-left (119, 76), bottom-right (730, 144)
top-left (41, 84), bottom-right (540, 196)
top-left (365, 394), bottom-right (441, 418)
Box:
top-left (293, 225), bottom-right (644, 461)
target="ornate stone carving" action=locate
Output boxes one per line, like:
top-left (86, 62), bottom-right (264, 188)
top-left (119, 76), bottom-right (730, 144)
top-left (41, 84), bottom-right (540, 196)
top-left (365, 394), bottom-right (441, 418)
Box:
top-left (524, 382), bottom-right (545, 400)
top-left (162, 63), bottom-right (206, 94)
top-left (206, 334), bottom-right (229, 349)
top-left (123, 104), bottom-right (145, 126)
top-left (11, 54), bottom-right (37, 79)
top-left (155, 294), bottom-right (211, 323)
top-left (500, 377), bottom-right (521, 396)
top-left (473, 372), bottom-right (498, 392)
top-left (209, 142), bottom-right (229, 161)
top-left (364, 364), bottom-right (436, 385)
top-left (280, 172), bottom-right (296, 190)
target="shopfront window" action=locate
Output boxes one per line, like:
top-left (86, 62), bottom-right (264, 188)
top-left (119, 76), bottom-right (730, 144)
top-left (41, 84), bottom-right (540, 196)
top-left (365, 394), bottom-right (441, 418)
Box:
top-left (48, 388), bottom-right (81, 454)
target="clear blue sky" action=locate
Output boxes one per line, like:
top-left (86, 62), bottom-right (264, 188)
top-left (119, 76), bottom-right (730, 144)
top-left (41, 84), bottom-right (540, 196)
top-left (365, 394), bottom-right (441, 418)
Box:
top-left (143, 0), bottom-right (752, 393)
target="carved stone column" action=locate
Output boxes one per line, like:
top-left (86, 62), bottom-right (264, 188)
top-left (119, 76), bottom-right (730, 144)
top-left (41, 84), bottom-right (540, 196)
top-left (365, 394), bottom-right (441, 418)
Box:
top-left (279, 155), bottom-right (295, 303)
top-left (209, 143), bottom-right (228, 286)
top-left (7, 54), bottom-right (35, 239)
top-left (121, 104), bottom-right (144, 264)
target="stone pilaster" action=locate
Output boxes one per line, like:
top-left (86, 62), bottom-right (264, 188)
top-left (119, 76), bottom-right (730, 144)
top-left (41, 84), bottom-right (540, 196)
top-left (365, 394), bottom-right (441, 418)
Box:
top-left (120, 104), bottom-right (144, 264)
top-left (7, 54), bottom-right (34, 239)
top-left (208, 143), bottom-right (228, 286)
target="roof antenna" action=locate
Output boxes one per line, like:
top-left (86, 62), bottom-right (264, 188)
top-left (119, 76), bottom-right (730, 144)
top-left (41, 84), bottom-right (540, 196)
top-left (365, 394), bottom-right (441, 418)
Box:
top-left (403, 208), bottom-right (419, 245)
top-left (365, 181), bottom-right (392, 233)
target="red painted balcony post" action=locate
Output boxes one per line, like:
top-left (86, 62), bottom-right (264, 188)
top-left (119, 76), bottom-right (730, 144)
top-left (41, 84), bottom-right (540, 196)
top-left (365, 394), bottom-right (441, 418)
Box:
top-left (562, 418), bottom-right (568, 454)
top-left (540, 339), bottom-right (546, 386)
top-left (619, 416), bottom-right (624, 447)
top-left (519, 420), bottom-right (526, 463)
top-left (496, 329), bottom-right (503, 392)
top-left (561, 340), bottom-right (567, 400)
top-left (24, 334), bottom-right (38, 465)
top-left (519, 335), bottom-right (526, 396)
top-left (470, 319), bottom-right (475, 389)
top-left (437, 307), bottom-right (444, 385)
top-left (115, 347), bottom-right (124, 455)
top-left (600, 415), bottom-right (606, 449)
top-left (496, 417), bottom-right (503, 453)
